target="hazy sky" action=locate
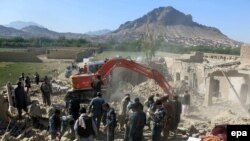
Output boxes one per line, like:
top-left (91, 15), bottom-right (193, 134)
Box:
top-left (0, 0), bottom-right (249, 43)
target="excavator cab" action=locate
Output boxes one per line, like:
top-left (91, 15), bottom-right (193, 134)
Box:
top-left (87, 61), bottom-right (104, 73)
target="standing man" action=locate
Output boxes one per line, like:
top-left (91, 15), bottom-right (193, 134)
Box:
top-left (182, 91), bottom-right (191, 116)
top-left (19, 74), bottom-right (25, 87)
top-left (118, 94), bottom-right (130, 131)
top-left (25, 76), bottom-right (31, 104)
top-left (91, 75), bottom-right (104, 96)
top-left (49, 109), bottom-right (61, 141)
top-left (129, 104), bottom-right (146, 141)
top-left (150, 100), bottom-right (166, 141)
top-left (83, 63), bottom-right (88, 74)
top-left (103, 103), bottom-right (117, 141)
top-left (125, 97), bottom-right (143, 141)
top-left (34, 72), bottom-right (40, 85)
top-left (89, 92), bottom-right (105, 133)
top-left (68, 96), bottom-right (80, 120)
top-left (20, 72), bottom-right (25, 82)
top-left (144, 95), bottom-right (155, 130)
top-left (161, 95), bottom-right (174, 140)
top-left (74, 107), bottom-right (97, 141)
top-left (25, 76), bottom-right (31, 93)
top-left (40, 76), bottom-right (52, 106)
top-left (172, 95), bottom-right (182, 134)
top-left (14, 81), bottom-right (28, 118)
top-left (134, 97), bottom-right (143, 111)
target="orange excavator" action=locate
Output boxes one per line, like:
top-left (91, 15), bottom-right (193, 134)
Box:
top-left (65, 58), bottom-right (172, 102)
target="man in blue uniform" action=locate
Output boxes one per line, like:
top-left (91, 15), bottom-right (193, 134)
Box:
top-left (150, 100), bottom-right (166, 141)
top-left (89, 92), bottom-right (105, 133)
top-left (103, 103), bottom-right (117, 141)
top-left (129, 103), bottom-right (146, 141)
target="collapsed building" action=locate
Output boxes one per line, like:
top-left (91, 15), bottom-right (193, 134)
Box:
top-left (167, 45), bottom-right (250, 108)
top-left (1, 45), bottom-right (250, 140)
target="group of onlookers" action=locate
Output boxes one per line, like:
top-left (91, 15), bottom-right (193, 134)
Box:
top-left (12, 71), bottom-right (191, 141)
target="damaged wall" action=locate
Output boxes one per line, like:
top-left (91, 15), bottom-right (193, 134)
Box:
top-left (207, 71), bottom-right (250, 106)
top-left (204, 53), bottom-right (239, 62)
top-left (240, 45), bottom-right (250, 64)
top-left (170, 61), bottom-right (205, 94)
top-left (168, 50), bottom-right (250, 106)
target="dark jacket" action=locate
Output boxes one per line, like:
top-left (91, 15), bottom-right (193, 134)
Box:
top-left (49, 114), bottom-right (61, 133)
top-left (41, 82), bottom-right (52, 94)
top-left (25, 77), bottom-right (31, 88)
top-left (106, 108), bottom-right (117, 128)
top-left (89, 96), bottom-right (105, 116)
top-left (14, 86), bottom-right (27, 109)
top-left (129, 111), bottom-right (146, 141)
top-left (69, 99), bottom-right (80, 120)
top-left (183, 94), bottom-right (191, 105)
top-left (152, 107), bottom-right (166, 125)
top-left (91, 79), bottom-right (103, 92)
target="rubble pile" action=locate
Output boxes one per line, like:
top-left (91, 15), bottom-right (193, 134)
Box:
top-left (176, 90), bottom-right (250, 138)
top-left (0, 75), bottom-right (250, 140)
top-left (122, 80), bottom-right (250, 139)
top-left (130, 80), bottom-right (164, 98)
top-left (0, 80), bottom-right (70, 141)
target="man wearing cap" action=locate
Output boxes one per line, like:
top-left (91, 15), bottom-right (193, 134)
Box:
top-left (89, 92), bottom-right (105, 133)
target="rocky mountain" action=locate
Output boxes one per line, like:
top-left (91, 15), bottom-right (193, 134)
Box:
top-left (0, 7), bottom-right (243, 47)
top-left (104, 6), bottom-right (241, 47)
top-left (0, 25), bottom-right (30, 38)
top-left (0, 24), bottom-right (89, 39)
top-left (21, 26), bottom-right (60, 38)
top-left (5, 21), bottom-right (42, 30)
top-left (85, 29), bottom-right (112, 36)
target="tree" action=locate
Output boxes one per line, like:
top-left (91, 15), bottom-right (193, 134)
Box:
top-left (141, 23), bottom-right (161, 64)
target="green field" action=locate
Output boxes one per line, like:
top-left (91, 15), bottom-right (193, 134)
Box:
top-left (0, 62), bottom-right (68, 87)
top-left (0, 48), bottom-right (26, 52)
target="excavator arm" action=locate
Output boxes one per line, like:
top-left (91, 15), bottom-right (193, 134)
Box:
top-left (96, 58), bottom-right (172, 95)
top-left (71, 58), bottom-right (172, 96)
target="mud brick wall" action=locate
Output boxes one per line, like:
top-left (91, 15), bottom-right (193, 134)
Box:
top-left (0, 52), bottom-right (42, 62)
top-left (46, 49), bottom-right (80, 59)
top-left (240, 46), bottom-right (250, 64)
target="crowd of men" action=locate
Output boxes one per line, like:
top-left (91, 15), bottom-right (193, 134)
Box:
top-left (11, 72), bottom-right (191, 141)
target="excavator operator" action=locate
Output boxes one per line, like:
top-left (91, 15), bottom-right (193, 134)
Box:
top-left (91, 75), bottom-right (104, 96)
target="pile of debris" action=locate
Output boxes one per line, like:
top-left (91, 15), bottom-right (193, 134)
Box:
top-left (131, 80), bottom-right (164, 98)
top-left (0, 80), bottom-right (70, 141)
